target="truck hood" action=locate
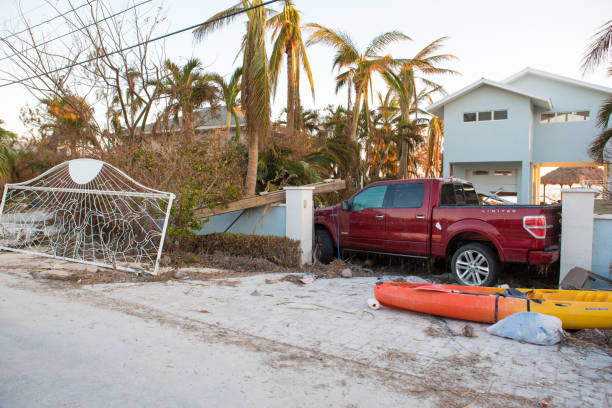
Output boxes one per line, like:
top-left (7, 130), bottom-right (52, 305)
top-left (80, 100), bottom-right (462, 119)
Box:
top-left (314, 204), bottom-right (339, 215)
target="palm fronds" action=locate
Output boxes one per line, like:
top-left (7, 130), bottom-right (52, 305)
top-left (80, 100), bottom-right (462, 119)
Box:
top-left (581, 20), bottom-right (612, 74)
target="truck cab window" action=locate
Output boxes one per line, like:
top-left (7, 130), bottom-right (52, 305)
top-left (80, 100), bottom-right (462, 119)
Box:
top-left (440, 183), bottom-right (456, 205)
top-left (390, 184), bottom-right (425, 208)
top-left (351, 185), bottom-right (387, 211)
top-left (462, 184), bottom-right (480, 205)
top-left (453, 184), bottom-right (466, 204)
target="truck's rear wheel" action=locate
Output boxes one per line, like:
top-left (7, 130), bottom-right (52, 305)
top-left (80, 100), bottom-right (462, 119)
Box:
top-left (451, 243), bottom-right (499, 286)
top-left (315, 228), bottom-right (335, 264)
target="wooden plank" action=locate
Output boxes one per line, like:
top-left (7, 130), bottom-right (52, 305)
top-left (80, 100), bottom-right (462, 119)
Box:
top-left (594, 199), bottom-right (612, 215)
top-left (193, 179), bottom-right (345, 218)
top-left (312, 179), bottom-right (346, 195)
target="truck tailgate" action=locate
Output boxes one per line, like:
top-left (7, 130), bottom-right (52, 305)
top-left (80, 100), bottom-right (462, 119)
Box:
top-left (431, 205), bottom-right (561, 263)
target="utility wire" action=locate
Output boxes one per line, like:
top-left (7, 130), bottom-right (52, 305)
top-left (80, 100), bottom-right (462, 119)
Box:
top-left (0, 0), bottom-right (57, 27)
top-left (0, 0), bottom-right (97, 42)
top-left (0, 0), bottom-right (280, 89)
top-left (0, 0), bottom-right (153, 62)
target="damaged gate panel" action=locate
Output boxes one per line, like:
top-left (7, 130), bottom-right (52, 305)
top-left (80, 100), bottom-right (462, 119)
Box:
top-left (0, 159), bottom-right (175, 275)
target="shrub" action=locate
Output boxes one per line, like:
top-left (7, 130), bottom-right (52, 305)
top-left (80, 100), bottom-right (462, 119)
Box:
top-left (177, 232), bottom-right (302, 268)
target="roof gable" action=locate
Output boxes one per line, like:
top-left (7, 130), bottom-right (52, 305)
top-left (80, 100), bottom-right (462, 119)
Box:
top-left (426, 78), bottom-right (552, 119)
top-left (502, 67), bottom-right (612, 94)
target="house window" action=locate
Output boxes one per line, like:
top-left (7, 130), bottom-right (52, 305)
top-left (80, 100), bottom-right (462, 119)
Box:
top-left (494, 110), bottom-right (508, 120)
top-left (478, 111), bottom-right (492, 121)
top-left (494, 170), bottom-right (513, 176)
top-left (571, 111), bottom-right (590, 121)
top-left (464, 110), bottom-right (507, 122)
top-left (540, 112), bottom-right (555, 123)
top-left (556, 112), bottom-right (571, 122)
top-left (540, 110), bottom-right (590, 123)
top-left (472, 170), bottom-right (489, 176)
top-left (463, 112), bottom-right (477, 122)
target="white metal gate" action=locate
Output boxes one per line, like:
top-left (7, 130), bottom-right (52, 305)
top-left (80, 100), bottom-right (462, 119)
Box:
top-left (0, 159), bottom-right (175, 275)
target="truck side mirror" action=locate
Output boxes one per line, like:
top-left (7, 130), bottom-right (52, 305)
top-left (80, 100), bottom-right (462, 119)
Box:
top-left (342, 200), bottom-right (351, 211)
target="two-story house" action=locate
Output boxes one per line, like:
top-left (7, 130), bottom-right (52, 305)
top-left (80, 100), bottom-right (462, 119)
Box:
top-left (426, 68), bottom-right (612, 204)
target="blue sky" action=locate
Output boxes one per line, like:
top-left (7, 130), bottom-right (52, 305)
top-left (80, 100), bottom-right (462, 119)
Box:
top-left (0, 0), bottom-right (610, 134)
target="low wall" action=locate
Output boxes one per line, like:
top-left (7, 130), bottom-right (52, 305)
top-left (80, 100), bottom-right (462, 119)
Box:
top-left (197, 186), bottom-right (315, 265)
top-left (560, 189), bottom-right (611, 288)
top-left (592, 215), bottom-right (612, 288)
top-left (197, 205), bottom-right (286, 237)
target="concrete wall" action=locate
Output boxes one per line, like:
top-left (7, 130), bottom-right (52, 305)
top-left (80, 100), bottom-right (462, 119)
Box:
top-left (507, 73), bottom-right (610, 163)
top-left (592, 215), bottom-right (612, 287)
top-left (560, 188), bottom-right (597, 283)
top-left (559, 188), bottom-right (612, 288)
top-left (197, 187), bottom-right (316, 266)
top-left (197, 205), bottom-right (286, 236)
top-left (284, 187), bottom-right (314, 265)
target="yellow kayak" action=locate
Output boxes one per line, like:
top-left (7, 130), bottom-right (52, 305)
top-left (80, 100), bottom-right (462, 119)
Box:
top-left (527, 288), bottom-right (612, 330)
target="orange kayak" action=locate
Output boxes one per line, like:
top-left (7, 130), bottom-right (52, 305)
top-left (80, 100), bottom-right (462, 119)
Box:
top-left (374, 282), bottom-right (612, 329)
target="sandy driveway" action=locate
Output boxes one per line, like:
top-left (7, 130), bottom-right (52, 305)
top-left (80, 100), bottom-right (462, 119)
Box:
top-left (0, 252), bottom-right (610, 407)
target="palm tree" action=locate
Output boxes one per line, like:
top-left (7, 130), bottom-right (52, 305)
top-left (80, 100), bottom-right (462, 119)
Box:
top-left (257, 143), bottom-right (321, 191)
top-left (300, 109), bottom-right (320, 136)
top-left (268, 0), bottom-right (315, 139)
top-left (210, 67), bottom-right (242, 142)
top-left (307, 25), bottom-right (410, 143)
top-left (159, 58), bottom-right (218, 137)
top-left (582, 20), bottom-right (612, 163)
top-left (424, 116), bottom-right (444, 177)
top-left (43, 95), bottom-right (101, 155)
top-left (0, 119), bottom-right (18, 178)
top-left (395, 117), bottom-right (426, 178)
top-left (384, 37), bottom-right (457, 178)
top-left (306, 105), bottom-right (358, 180)
top-left (370, 90), bottom-right (400, 179)
top-left (194, 1), bottom-right (271, 196)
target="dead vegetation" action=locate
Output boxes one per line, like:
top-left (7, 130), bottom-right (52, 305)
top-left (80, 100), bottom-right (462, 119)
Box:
top-left (564, 329), bottom-right (612, 354)
top-left (173, 233), bottom-right (302, 268)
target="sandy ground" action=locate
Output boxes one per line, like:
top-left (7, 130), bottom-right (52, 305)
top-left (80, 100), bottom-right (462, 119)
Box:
top-left (0, 252), bottom-right (611, 408)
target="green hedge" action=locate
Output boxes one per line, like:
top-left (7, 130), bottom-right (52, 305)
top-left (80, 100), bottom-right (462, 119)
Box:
top-left (179, 233), bottom-right (302, 268)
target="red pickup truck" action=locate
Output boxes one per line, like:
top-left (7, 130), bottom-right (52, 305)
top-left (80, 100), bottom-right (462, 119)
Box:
top-left (314, 178), bottom-right (561, 286)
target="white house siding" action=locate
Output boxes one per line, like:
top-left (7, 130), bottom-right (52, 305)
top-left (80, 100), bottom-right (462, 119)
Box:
top-left (506, 74), bottom-right (609, 163)
top-left (442, 85), bottom-right (533, 202)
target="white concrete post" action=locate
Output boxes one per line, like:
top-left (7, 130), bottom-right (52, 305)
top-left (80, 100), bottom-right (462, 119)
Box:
top-left (559, 188), bottom-right (597, 285)
top-left (284, 186), bottom-right (315, 265)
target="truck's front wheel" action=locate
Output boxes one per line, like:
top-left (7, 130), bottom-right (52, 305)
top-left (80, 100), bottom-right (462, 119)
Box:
top-left (314, 228), bottom-right (335, 264)
top-left (451, 243), bottom-right (499, 286)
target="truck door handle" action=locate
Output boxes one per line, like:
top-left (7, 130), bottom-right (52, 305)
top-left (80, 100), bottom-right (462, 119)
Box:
top-left (376, 214), bottom-right (384, 219)
top-left (416, 215), bottom-right (425, 220)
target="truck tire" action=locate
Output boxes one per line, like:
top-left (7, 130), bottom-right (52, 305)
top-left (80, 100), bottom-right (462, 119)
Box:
top-left (451, 242), bottom-right (499, 286)
top-left (315, 228), bottom-right (335, 264)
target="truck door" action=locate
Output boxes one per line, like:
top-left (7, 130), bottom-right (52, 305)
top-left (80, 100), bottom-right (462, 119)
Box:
top-left (341, 185), bottom-right (389, 251)
top-left (384, 182), bottom-right (429, 256)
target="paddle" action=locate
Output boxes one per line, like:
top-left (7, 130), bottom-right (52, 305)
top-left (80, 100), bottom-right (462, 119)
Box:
top-left (410, 284), bottom-right (543, 303)
top-left (412, 284), bottom-right (500, 297)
